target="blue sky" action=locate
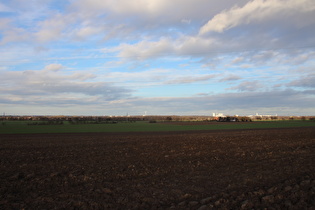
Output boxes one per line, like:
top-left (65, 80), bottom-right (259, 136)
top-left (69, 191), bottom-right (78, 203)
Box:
top-left (0, 0), bottom-right (315, 116)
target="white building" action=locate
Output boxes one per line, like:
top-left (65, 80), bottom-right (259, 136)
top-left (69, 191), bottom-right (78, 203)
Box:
top-left (212, 113), bottom-right (225, 117)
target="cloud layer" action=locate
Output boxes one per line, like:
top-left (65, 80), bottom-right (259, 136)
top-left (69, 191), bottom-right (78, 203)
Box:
top-left (0, 0), bottom-right (315, 115)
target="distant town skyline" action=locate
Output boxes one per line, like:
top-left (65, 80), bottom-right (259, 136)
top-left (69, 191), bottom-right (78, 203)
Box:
top-left (1, 0), bottom-right (315, 116)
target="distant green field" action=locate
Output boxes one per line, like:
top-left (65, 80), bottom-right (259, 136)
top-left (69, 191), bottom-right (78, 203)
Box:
top-left (0, 120), bottom-right (314, 134)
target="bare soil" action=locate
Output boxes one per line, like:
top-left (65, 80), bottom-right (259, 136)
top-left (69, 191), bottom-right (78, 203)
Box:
top-left (1, 127), bottom-right (314, 209)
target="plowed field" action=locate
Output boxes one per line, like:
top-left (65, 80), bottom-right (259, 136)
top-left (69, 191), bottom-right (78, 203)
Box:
top-left (1, 127), bottom-right (314, 209)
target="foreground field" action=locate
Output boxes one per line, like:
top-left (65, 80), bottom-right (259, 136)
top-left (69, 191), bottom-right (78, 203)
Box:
top-left (1, 127), bottom-right (314, 209)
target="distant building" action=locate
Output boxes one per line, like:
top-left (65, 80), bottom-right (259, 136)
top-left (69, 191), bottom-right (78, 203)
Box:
top-left (247, 113), bottom-right (278, 119)
top-left (212, 113), bottom-right (225, 117)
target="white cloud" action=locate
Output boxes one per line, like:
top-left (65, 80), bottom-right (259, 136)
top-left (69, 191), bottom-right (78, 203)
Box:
top-left (1, 0), bottom-right (315, 116)
top-left (199, 0), bottom-right (315, 35)
top-left (61, 0), bottom-right (249, 43)
top-left (117, 38), bottom-right (174, 60)
top-left (72, 0), bottom-right (240, 21)
top-left (74, 26), bottom-right (104, 40)
top-left (115, 35), bottom-right (220, 61)
top-left (44, 63), bottom-right (64, 72)
top-left (0, 18), bottom-right (31, 45)
top-left (227, 81), bottom-right (264, 92)
top-left (104, 68), bottom-right (171, 83)
top-left (35, 13), bottom-right (69, 43)
top-left (0, 2), bottom-right (12, 12)
top-left (0, 27), bottom-right (30, 45)
top-left (103, 68), bottom-right (218, 88)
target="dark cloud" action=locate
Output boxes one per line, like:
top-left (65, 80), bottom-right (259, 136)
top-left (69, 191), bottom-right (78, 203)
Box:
top-left (97, 89), bottom-right (315, 115)
top-left (164, 75), bottom-right (216, 84)
top-left (220, 74), bottom-right (242, 82)
top-left (287, 73), bottom-right (315, 88)
top-left (227, 81), bottom-right (264, 92)
top-left (0, 64), bottom-right (133, 106)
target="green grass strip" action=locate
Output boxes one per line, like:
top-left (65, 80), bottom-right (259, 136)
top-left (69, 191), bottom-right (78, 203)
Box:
top-left (0, 120), bottom-right (314, 134)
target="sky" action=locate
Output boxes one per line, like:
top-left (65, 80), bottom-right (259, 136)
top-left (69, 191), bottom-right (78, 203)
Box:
top-left (0, 0), bottom-right (315, 116)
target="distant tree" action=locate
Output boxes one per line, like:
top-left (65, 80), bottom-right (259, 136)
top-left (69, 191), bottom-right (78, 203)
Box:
top-left (166, 116), bottom-right (172, 121)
